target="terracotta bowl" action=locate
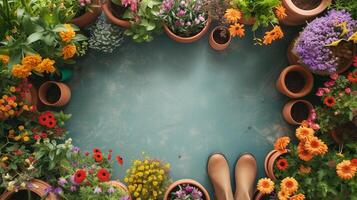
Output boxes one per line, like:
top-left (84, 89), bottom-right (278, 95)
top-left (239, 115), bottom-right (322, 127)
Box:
top-left (264, 150), bottom-right (288, 181)
top-left (164, 179), bottom-right (210, 200)
top-left (108, 181), bottom-right (132, 200)
top-left (102, 0), bottom-right (132, 29)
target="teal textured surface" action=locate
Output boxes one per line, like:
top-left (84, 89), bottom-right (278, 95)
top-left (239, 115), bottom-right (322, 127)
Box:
top-left (65, 27), bottom-right (299, 197)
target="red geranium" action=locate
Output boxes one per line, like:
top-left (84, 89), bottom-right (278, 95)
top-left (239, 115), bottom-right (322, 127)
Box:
top-left (74, 169), bottom-right (87, 184)
top-left (276, 158), bottom-right (289, 171)
top-left (33, 134), bottom-right (41, 140)
top-left (347, 72), bottom-right (357, 83)
top-left (116, 155), bottom-right (123, 166)
top-left (94, 152), bottom-right (103, 162)
top-left (97, 168), bottom-right (110, 182)
top-left (351, 158), bottom-right (357, 167)
top-left (93, 148), bottom-right (101, 154)
top-left (38, 114), bottom-right (48, 126)
top-left (41, 132), bottom-right (47, 139)
top-left (46, 119), bottom-right (57, 128)
top-left (324, 96), bottom-right (336, 107)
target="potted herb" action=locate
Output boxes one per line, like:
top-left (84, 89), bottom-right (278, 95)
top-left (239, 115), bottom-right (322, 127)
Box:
top-left (282, 100), bottom-right (313, 125)
top-left (281, 0), bottom-right (331, 25)
top-left (164, 179), bottom-right (210, 200)
top-left (159, 0), bottom-right (211, 43)
top-left (293, 10), bottom-right (356, 75)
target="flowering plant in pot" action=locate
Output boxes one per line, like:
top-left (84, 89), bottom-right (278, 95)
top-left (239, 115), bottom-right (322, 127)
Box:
top-left (53, 147), bottom-right (130, 200)
top-left (225, 0), bottom-right (286, 45)
top-left (164, 179), bottom-right (210, 200)
top-left (124, 156), bottom-right (171, 200)
top-left (159, 0), bottom-right (210, 43)
top-left (294, 10), bottom-right (356, 75)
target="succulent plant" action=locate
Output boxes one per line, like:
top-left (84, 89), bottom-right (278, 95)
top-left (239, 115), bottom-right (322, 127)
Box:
top-left (89, 15), bottom-right (125, 53)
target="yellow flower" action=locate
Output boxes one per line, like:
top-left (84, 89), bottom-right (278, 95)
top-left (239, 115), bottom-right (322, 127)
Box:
top-left (290, 193), bottom-right (305, 200)
top-left (34, 58), bottom-right (56, 73)
top-left (62, 45), bottom-right (77, 60)
top-left (336, 160), bottom-right (356, 180)
top-left (22, 55), bottom-right (42, 69)
top-left (18, 125), bottom-right (25, 131)
top-left (23, 136), bottom-right (30, 142)
top-left (14, 135), bottom-right (21, 141)
top-left (1, 156), bottom-right (8, 162)
top-left (9, 87), bottom-right (16, 93)
top-left (263, 26), bottom-right (284, 45)
top-left (348, 32), bottom-right (357, 43)
top-left (295, 126), bottom-right (314, 141)
top-left (298, 165), bottom-right (311, 174)
top-left (59, 24), bottom-right (76, 42)
top-left (229, 23), bottom-right (245, 38)
top-left (0, 55), bottom-right (10, 64)
top-left (12, 64), bottom-right (32, 78)
top-left (304, 136), bottom-right (328, 155)
top-left (280, 177), bottom-right (298, 194)
top-left (224, 8), bottom-right (242, 24)
top-left (275, 5), bottom-right (287, 20)
top-left (274, 136), bottom-right (290, 153)
top-left (257, 178), bottom-right (274, 194)
top-left (278, 190), bottom-right (290, 200)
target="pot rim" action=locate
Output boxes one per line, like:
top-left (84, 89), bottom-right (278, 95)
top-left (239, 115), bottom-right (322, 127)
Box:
top-left (285, 99), bottom-right (313, 125)
top-left (163, 179), bottom-right (210, 200)
top-left (70, 0), bottom-right (102, 27)
top-left (283, 0), bottom-right (332, 16)
top-left (210, 26), bottom-right (231, 46)
top-left (102, 0), bottom-right (132, 29)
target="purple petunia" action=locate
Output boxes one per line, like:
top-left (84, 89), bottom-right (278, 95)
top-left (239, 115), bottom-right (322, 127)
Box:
top-left (57, 178), bottom-right (67, 187)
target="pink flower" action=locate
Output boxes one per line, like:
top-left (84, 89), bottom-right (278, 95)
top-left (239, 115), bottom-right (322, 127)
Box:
top-left (322, 88), bottom-right (330, 93)
top-left (316, 88), bottom-right (324, 96)
top-left (324, 81), bottom-right (335, 87)
top-left (330, 73), bottom-right (339, 80)
top-left (345, 87), bottom-right (351, 94)
top-left (310, 123), bottom-right (320, 130)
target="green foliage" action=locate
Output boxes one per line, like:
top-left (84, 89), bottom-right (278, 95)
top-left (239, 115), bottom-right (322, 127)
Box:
top-left (331, 0), bottom-right (357, 19)
top-left (231, 0), bottom-right (280, 31)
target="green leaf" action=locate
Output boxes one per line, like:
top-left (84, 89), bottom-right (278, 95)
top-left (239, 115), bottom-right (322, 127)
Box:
top-left (27, 32), bottom-right (43, 44)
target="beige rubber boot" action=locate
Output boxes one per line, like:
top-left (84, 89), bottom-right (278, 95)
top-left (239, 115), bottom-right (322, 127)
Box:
top-left (207, 154), bottom-right (234, 200)
top-left (234, 154), bottom-right (257, 200)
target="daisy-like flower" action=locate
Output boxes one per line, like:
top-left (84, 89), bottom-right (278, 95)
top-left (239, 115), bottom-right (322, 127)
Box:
top-left (347, 72), bottom-right (357, 83)
top-left (290, 193), bottom-right (305, 200)
top-left (274, 136), bottom-right (290, 153)
top-left (297, 142), bottom-right (313, 161)
top-left (295, 126), bottom-right (314, 141)
top-left (280, 177), bottom-right (298, 194)
top-left (298, 165), bottom-right (311, 174)
top-left (276, 158), bottom-right (289, 171)
top-left (323, 96), bottom-right (335, 107)
top-left (224, 8), bottom-right (242, 24)
top-left (336, 160), bottom-right (356, 180)
top-left (275, 5), bottom-right (287, 20)
top-left (263, 26), bottom-right (284, 45)
top-left (278, 189), bottom-right (290, 200)
top-left (304, 137), bottom-right (328, 155)
top-left (229, 23), bottom-right (245, 38)
top-left (257, 178), bottom-right (275, 194)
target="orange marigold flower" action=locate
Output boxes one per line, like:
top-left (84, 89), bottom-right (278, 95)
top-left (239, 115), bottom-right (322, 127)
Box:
top-left (275, 5), bottom-right (287, 20)
top-left (351, 158), bottom-right (357, 167)
top-left (298, 165), bottom-right (311, 174)
top-left (21, 54), bottom-right (42, 69)
top-left (347, 72), bottom-right (357, 83)
top-left (336, 160), bottom-right (356, 180)
top-left (0, 55), bottom-right (10, 64)
top-left (277, 158), bottom-right (289, 171)
top-left (59, 24), bottom-right (76, 43)
top-left (274, 136), bottom-right (290, 153)
top-left (324, 96), bottom-right (335, 107)
top-left (257, 178), bottom-right (275, 194)
top-left (295, 126), bottom-right (314, 141)
top-left (229, 23), bottom-right (245, 38)
top-left (278, 189), bottom-right (290, 200)
top-left (62, 45), bottom-right (77, 60)
top-left (12, 64), bottom-right (31, 78)
top-left (263, 26), bottom-right (284, 45)
top-left (34, 58), bottom-right (56, 73)
top-left (224, 8), bottom-right (242, 24)
top-left (304, 137), bottom-right (328, 155)
top-left (290, 193), bottom-right (305, 200)
top-left (280, 177), bottom-right (298, 194)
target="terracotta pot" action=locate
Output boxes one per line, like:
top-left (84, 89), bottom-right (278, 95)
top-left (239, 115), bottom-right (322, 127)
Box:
top-left (164, 179), bottom-right (210, 200)
top-left (209, 26), bottom-right (231, 51)
top-left (70, 0), bottom-right (102, 27)
top-left (287, 37), bottom-right (299, 65)
top-left (102, 0), bottom-right (132, 29)
top-left (276, 65), bottom-right (314, 98)
top-left (38, 81), bottom-right (71, 107)
top-left (163, 17), bottom-right (211, 43)
top-left (0, 179), bottom-right (58, 200)
top-left (264, 150), bottom-right (287, 181)
top-left (280, 0), bottom-right (332, 26)
top-left (108, 181), bottom-right (132, 200)
top-left (254, 191), bottom-right (267, 200)
top-left (282, 99), bottom-right (313, 125)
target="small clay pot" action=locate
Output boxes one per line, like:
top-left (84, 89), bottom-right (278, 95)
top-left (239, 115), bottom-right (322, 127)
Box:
top-left (264, 150), bottom-right (288, 181)
top-left (164, 179), bottom-right (210, 200)
top-left (163, 17), bottom-right (211, 43)
top-left (102, 0), bottom-right (132, 29)
top-left (70, 0), bottom-right (102, 27)
top-left (38, 81), bottom-right (71, 107)
top-left (0, 179), bottom-right (58, 200)
top-left (276, 65), bottom-right (314, 98)
top-left (282, 100), bottom-right (313, 125)
top-left (107, 181), bottom-right (132, 200)
top-left (209, 26), bottom-right (231, 51)
top-left (280, 0), bottom-right (332, 26)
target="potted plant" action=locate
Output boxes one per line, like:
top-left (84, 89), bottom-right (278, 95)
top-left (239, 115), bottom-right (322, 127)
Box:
top-left (203, 0), bottom-right (231, 51)
top-left (164, 179), bottom-right (210, 200)
top-left (103, 0), bottom-right (162, 42)
top-left (224, 0), bottom-right (287, 45)
top-left (159, 0), bottom-right (211, 43)
top-left (38, 81), bottom-right (71, 107)
top-left (70, 0), bottom-right (102, 27)
top-left (281, 0), bottom-right (331, 25)
top-left (124, 157), bottom-right (171, 200)
top-left (276, 65), bottom-right (314, 98)
top-left (293, 10), bottom-right (356, 75)
top-left (282, 100), bottom-right (313, 125)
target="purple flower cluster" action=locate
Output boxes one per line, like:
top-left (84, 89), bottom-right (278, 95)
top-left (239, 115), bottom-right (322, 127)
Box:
top-left (295, 10), bottom-right (356, 73)
top-left (172, 184), bottom-right (204, 200)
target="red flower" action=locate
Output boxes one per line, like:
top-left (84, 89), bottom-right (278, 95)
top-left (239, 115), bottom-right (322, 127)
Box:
top-left (108, 152), bottom-right (112, 160)
top-left (324, 96), bottom-right (335, 107)
top-left (93, 148), bottom-right (101, 154)
top-left (116, 155), bottom-right (123, 166)
top-left (33, 134), bottom-right (41, 140)
top-left (74, 169), bottom-right (87, 184)
top-left (353, 56), bottom-right (357, 67)
top-left (347, 72), bottom-right (357, 83)
top-left (94, 152), bottom-right (103, 162)
top-left (44, 111), bottom-right (55, 119)
top-left (41, 132), bottom-right (47, 139)
top-left (85, 152), bottom-right (90, 156)
top-left (46, 119), bottom-right (57, 128)
top-left (38, 114), bottom-right (48, 126)
top-left (351, 158), bottom-right (357, 167)
top-left (276, 158), bottom-right (289, 171)
top-left (97, 168), bottom-right (110, 182)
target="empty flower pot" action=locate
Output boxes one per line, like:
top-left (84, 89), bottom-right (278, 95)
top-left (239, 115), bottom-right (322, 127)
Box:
top-left (276, 65), bottom-right (314, 98)
top-left (70, 0), bottom-right (102, 27)
top-left (264, 150), bottom-right (288, 181)
top-left (282, 99), bottom-right (313, 125)
top-left (0, 179), bottom-right (58, 200)
top-left (39, 81), bottom-right (71, 107)
top-left (163, 17), bottom-right (211, 43)
top-left (280, 0), bottom-right (332, 26)
top-left (164, 179), bottom-right (210, 200)
top-left (209, 26), bottom-right (231, 51)
top-left (102, 0), bottom-right (132, 29)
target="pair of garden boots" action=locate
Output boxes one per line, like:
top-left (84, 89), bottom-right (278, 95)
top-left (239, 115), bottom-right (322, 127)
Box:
top-left (207, 153), bottom-right (257, 200)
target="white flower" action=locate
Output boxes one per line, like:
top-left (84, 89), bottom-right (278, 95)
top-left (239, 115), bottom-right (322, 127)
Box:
top-left (4, 173), bottom-right (12, 180)
top-left (7, 181), bottom-right (16, 191)
top-left (27, 164), bottom-right (34, 170)
top-left (20, 182), bottom-right (26, 188)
